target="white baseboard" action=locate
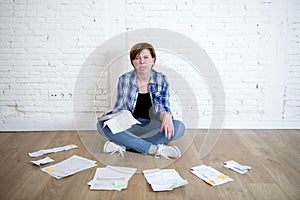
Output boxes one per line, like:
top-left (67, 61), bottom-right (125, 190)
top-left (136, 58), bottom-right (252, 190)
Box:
top-left (0, 119), bottom-right (299, 132)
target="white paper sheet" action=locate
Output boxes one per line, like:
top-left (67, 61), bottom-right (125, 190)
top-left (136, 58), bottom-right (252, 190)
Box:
top-left (224, 160), bottom-right (251, 174)
top-left (87, 165), bottom-right (137, 191)
top-left (103, 110), bottom-right (141, 134)
top-left (191, 165), bottom-right (233, 186)
top-left (28, 144), bottom-right (78, 157)
top-left (143, 168), bottom-right (188, 191)
top-left (31, 157), bottom-right (54, 166)
top-left (41, 155), bottom-right (97, 179)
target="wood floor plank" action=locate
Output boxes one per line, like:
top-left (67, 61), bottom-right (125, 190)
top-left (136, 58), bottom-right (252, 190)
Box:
top-left (0, 129), bottom-right (299, 200)
top-left (258, 154), bottom-right (300, 199)
top-left (247, 183), bottom-right (290, 200)
top-left (198, 130), bottom-right (256, 200)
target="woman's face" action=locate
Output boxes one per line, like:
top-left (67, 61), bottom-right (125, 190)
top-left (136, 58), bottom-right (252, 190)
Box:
top-left (132, 49), bottom-right (155, 74)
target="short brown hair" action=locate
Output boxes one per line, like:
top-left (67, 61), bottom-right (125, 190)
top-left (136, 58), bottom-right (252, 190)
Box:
top-left (129, 42), bottom-right (156, 66)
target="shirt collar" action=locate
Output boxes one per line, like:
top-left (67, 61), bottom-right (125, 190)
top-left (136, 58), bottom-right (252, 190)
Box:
top-left (150, 70), bottom-right (156, 84)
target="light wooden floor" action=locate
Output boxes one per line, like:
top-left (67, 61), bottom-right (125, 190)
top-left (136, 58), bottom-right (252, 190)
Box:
top-left (0, 129), bottom-right (299, 200)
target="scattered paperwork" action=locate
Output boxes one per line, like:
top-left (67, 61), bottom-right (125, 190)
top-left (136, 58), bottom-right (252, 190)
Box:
top-left (28, 142), bottom-right (250, 191)
top-left (87, 166), bottom-right (137, 191)
top-left (28, 144), bottom-right (78, 157)
top-left (31, 157), bottom-right (54, 166)
top-left (103, 110), bottom-right (141, 134)
top-left (41, 155), bottom-right (97, 179)
top-left (224, 160), bottom-right (251, 174)
top-left (143, 169), bottom-right (188, 191)
top-left (191, 165), bottom-right (233, 186)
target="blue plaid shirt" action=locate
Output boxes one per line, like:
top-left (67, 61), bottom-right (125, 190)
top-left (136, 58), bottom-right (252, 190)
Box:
top-left (113, 69), bottom-right (172, 119)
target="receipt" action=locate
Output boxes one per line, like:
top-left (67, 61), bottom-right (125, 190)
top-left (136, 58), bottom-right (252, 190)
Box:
top-left (224, 160), bottom-right (251, 174)
top-left (31, 157), bottom-right (54, 166)
top-left (28, 144), bottom-right (78, 157)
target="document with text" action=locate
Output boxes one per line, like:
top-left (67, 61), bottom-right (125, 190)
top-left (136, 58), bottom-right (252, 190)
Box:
top-left (102, 110), bottom-right (141, 134)
top-left (224, 160), bottom-right (251, 174)
top-left (87, 165), bottom-right (137, 191)
top-left (143, 168), bottom-right (188, 191)
top-left (191, 164), bottom-right (233, 186)
top-left (41, 155), bottom-right (97, 179)
top-left (28, 144), bottom-right (78, 157)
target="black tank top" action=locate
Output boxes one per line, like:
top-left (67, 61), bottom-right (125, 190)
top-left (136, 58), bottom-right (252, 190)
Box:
top-left (132, 93), bottom-right (152, 119)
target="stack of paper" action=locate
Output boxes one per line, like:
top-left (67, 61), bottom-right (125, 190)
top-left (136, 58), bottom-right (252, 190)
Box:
top-left (41, 155), bottom-right (97, 179)
top-left (191, 165), bottom-right (233, 186)
top-left (28, 144), bottom-right (78, 157)
top-left (87, 166), bottom-right (137, 191)
top-left (224, 160), bottom-right (251, 174)
top-left (143, 169), bottom-right (188, 191)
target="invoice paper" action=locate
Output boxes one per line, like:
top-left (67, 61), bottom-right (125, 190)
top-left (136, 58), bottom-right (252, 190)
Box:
top-left (103, 110), bottom-right (141, 134)
top-left (224, 160), bottom-right (251, 174)
top-left (143, 168), bottom-right (188, 191)
top-left (41, 155), bottom-right (97, 179)
top-left (191, 165), bottom-right (233, 186)
top-left (87, 165), bottom-right (137, 191)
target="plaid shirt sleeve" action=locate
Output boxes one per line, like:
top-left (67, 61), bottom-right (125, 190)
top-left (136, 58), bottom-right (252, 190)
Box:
top-left (149, 70), bottom-right (172, 119)
top-left (113, 70), bottom-right (138, 113)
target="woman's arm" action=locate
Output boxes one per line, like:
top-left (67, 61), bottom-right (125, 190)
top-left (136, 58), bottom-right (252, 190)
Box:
top-left (160, 112), bottom-right (174, 139)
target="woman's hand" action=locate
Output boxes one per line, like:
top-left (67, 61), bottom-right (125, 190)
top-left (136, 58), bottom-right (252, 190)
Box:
top-left (103, 109), bottom-right (113, 115)
top-left (160, 112), bottom-right (174, 140)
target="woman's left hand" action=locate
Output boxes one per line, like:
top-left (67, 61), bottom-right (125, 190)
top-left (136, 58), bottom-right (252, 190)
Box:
top-left (160, 112), bottom-right (174, 140)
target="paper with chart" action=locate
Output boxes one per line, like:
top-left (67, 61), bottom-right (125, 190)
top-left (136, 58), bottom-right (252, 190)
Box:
top-left (87, 165), bottom-right (137, 191)
top-left (103, 110), bottom-right (141, 134)
top-left (41, 155), bottom-right (97, 179)
top-left (28, 144), bottom-right (78, 157)
top-left (143, 168), bottom-right (188, 191)
top-left (191, 164), bottom-right (233, 186)
top-left (224, 160), bottom-right (251, 174)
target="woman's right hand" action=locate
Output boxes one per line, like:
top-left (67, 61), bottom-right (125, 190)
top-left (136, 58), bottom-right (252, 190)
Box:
top-left (103, 109), bottom-right (113, 115)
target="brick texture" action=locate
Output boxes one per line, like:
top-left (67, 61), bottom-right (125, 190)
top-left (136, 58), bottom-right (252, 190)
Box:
top-left (0, 0), bottom-right (299, 130)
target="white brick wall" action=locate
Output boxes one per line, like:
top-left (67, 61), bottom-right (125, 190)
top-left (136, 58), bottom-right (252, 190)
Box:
top-left (0, 0), bottom-right (299, 131)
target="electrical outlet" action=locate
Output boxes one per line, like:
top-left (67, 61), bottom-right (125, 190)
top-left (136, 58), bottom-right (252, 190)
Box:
top-left (48, 90), bottom-right (73, 101)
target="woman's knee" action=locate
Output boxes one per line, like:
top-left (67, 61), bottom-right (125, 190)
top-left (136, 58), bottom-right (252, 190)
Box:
top-left (96, 121), bottom-right (106, 137)
top-left (173, 120), bottom-right (185, 138)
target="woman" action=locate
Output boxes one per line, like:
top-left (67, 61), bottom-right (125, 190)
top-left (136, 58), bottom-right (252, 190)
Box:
top-left (97, 42), bottom-right (185, 159)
